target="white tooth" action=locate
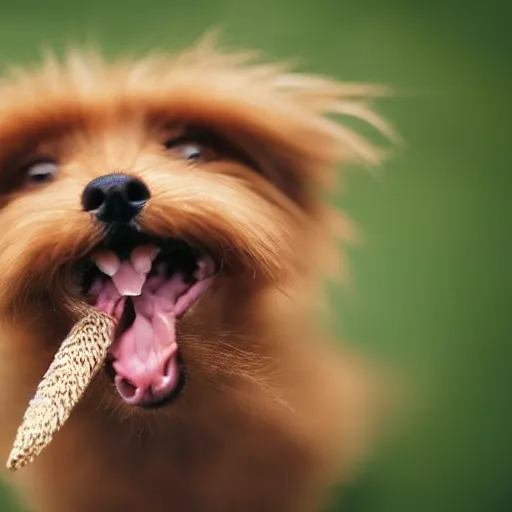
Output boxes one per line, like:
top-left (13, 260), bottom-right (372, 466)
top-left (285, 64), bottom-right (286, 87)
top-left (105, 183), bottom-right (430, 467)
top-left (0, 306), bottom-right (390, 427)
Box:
top-left (119, 287), bottom-right (142, 297)
top-left (92, 251), bottom-right (120, 277)
top-left (130, 245), bottom-right (160, 274)
top-left (111, 263), bottom-right (146, 296)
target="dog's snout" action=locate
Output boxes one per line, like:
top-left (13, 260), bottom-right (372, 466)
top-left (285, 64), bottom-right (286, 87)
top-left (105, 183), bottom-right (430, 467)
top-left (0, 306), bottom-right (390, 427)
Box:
top-left (81, 174), bottom-right (150, 224)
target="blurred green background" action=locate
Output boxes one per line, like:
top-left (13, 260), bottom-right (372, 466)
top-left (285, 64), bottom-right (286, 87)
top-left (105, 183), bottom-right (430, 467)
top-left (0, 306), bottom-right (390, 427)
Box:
top-left (0, 0), bottom-right (509, 511)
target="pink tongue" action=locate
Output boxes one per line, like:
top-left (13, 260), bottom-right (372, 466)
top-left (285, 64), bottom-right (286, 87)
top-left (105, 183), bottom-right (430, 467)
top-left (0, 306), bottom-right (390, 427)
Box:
top-left (92, 248), bottom-right (190, 404)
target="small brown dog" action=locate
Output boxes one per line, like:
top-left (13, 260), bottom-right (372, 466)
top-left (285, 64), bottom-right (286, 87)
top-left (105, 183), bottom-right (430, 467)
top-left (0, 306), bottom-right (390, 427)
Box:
top-left (0, 38), bottom-right (391, 512)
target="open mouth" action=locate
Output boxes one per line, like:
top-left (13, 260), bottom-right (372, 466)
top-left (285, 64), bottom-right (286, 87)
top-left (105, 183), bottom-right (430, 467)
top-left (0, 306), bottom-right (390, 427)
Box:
top-left (77, 228), bottom-right (216, 408)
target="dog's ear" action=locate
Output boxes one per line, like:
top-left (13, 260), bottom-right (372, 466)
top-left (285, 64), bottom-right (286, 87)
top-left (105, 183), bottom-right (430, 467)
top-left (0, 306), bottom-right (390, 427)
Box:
top-left (253, 73), bottom-right (396, 212)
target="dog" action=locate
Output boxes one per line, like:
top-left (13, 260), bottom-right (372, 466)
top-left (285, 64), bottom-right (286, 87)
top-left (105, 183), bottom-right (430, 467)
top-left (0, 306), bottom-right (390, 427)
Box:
top-left (0, 38), bottom-right (391, 512)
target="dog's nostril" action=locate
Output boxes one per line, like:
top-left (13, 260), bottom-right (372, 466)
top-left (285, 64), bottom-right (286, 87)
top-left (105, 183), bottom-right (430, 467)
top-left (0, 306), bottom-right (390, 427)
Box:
top-left (126, 179), bottom-right (150, 205)
top-left (81, 173), bottom-right (150, 224)
top-left (82, 186), bottom-right (106, 212)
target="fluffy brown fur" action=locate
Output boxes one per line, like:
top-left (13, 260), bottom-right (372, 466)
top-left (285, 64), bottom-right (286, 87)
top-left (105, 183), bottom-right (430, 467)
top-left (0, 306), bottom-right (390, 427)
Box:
top-left (0, 37), bottom-right (393, 512)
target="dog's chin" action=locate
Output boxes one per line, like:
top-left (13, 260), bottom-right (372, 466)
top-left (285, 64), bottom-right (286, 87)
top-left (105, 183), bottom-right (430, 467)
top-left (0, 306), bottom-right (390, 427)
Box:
top-left (74, 225), bottom-right (217, 409)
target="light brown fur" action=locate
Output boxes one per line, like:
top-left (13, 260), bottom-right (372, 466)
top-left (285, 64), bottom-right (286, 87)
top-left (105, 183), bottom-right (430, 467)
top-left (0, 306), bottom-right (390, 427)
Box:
top-left (0, 37), bottom-right (393, 512)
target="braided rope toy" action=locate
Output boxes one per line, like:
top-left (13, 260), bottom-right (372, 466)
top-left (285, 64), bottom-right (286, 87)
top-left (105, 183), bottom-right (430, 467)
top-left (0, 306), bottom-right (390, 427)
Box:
top-left (6, 311), bottom-right (116, 471)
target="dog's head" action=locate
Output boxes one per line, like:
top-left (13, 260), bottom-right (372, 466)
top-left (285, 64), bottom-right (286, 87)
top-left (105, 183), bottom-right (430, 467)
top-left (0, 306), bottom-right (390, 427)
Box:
top-left (0, 42), bottom-right (390, 414)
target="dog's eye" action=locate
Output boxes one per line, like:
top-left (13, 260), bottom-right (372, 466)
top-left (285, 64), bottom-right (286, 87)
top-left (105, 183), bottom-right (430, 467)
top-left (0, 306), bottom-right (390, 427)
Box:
top-left (25, 161), bottom-right (58, 184)
top-left (164, 139), bottom-right (213, 162)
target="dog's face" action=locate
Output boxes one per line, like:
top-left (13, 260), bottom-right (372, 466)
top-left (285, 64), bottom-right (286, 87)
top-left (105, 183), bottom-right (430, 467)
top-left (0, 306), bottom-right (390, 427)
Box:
top-left (0, 46), bottom-right (387, 418)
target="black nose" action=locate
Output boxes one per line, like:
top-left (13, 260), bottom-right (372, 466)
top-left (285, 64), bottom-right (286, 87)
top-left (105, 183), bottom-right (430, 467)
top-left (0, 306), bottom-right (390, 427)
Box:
top-left (81, 174), bottom-right (150, 224)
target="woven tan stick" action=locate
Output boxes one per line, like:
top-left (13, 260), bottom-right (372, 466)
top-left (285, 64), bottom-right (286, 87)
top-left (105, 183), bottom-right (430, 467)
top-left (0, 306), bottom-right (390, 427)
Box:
top-left (6, 310), bottom-right (116, 471)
